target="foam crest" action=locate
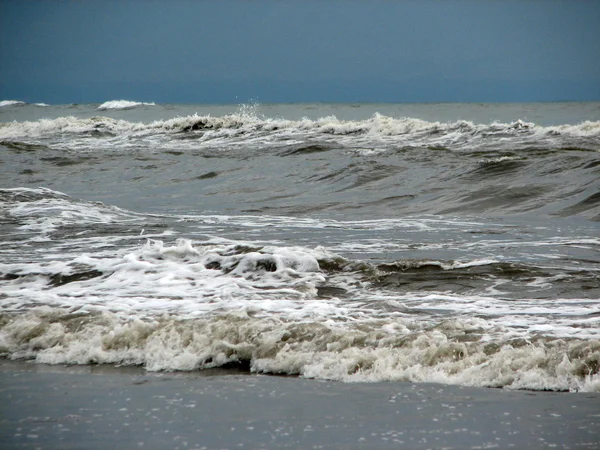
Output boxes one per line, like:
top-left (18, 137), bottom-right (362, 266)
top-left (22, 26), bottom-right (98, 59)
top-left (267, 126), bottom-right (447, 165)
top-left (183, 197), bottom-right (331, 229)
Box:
top-left (3, 112), bottom-right (598, 145)
top-left (1, 309), bottom-right (598, 392)
top-left (0, 100), bottom-right (26, 107)
top-left (0, 100), bottom-right (48, 108)
top-left (0, 236), bottom-right (332, 318)
top-left (97, 100), bottom-right (156, 110)
top-left (0, 116), bottom-right (137, 139)
top-left (546, 120), bottom-right (600, 137)
top-left (1, 187), bottom-right (141, 233)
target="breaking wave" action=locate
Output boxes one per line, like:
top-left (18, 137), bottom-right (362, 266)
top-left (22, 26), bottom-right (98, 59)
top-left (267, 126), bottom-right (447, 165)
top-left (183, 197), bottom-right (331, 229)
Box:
top-left (97, 100), bottom-right (156, 110)
top-left (1, 113), bottom-right (599, 144)
top-left (0, 100), bottom-right (49, 108)
top-left (1, 187), bottom-right (599, 393)
top-left (0, 100), bottom-right (26, 107)
top-left (1, 309), bottom-right (599, 392)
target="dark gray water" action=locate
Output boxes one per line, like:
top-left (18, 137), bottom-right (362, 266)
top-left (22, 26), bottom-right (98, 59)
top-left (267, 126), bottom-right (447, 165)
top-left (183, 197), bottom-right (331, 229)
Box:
top-left (1, 100), bottom-right (599, 391)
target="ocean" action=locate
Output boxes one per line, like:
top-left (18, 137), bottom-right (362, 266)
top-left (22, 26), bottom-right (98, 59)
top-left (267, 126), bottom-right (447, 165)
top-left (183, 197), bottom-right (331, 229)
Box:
top-left (1, 100), bottom-right (599, 392)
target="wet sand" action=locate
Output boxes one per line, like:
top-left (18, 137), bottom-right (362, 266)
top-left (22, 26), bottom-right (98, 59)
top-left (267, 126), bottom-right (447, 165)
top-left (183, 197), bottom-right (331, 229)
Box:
top-left (1, 360), bottom-right (599, 449)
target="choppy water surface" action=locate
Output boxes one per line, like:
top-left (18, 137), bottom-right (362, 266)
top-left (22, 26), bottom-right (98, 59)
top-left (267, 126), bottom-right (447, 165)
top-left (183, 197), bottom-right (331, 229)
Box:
top-left (1, 101), bottom-right (599, 391)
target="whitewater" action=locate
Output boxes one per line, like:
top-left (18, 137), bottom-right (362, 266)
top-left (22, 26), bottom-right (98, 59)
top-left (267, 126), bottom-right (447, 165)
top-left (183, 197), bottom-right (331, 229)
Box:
top-left (1, 101), bottom-right (599, 392)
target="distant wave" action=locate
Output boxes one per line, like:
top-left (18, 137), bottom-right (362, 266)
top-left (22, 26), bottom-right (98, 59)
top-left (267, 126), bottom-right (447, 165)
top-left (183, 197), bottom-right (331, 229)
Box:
top-left (0, 100), bottom-right (26, 107)
top-left (1, 113), bottom-right (599, 144)
top-left (97, 100), bottom-right (156, 110)
top-left (0, 100), bottom-right (49, 108)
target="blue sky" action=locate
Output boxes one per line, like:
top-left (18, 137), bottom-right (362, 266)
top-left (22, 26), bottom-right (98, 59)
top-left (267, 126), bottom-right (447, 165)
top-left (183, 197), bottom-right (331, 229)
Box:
top-left (1, 0), bottom-right (599, 103)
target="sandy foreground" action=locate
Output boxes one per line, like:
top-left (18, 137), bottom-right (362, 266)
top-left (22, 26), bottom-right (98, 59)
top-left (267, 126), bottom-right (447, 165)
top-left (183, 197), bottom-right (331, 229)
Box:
top-left (1, 360), bottom-right (599, 449)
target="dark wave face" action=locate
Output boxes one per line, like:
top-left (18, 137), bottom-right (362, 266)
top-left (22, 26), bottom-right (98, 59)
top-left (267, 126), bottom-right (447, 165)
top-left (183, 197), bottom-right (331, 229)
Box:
top-left (1, 102), bottom-right (599, 391)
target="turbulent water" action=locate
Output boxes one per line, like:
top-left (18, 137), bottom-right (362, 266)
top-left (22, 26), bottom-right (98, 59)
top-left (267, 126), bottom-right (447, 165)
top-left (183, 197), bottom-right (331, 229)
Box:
top-left (1, 100), bottom-right (599, 391)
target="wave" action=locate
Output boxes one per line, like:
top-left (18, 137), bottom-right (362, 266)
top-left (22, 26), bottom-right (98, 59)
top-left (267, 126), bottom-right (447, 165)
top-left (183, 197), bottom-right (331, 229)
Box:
top-left (0, 116), bottom-right (134, 139)
top-left (2, 188), bottom-right (598, 336)
top-left (0, 187), bottom-right (144, 233)
top-left (1, 308), bottom-right (599, 392)
top-left (164, 114), bottom-right (600, 142)
top-left (0, 100), bottom-right (26, 107)
top-left (2, 112), bottom-right (599, 142)
top-left (97, 100), bottom-right (156, 110)
top-left (2, 186), bottom-right (597, 299)
top-left (0, 100), bottom-right (50, 108)
top-left (1, 121), bottom-right (598, 221)
top-left (1, 187), bottom-right (599, 391)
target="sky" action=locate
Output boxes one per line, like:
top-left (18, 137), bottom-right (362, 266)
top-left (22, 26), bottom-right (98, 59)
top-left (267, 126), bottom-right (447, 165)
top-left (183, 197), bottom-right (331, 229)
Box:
top-left (1, 0), bottom-right (599, 104)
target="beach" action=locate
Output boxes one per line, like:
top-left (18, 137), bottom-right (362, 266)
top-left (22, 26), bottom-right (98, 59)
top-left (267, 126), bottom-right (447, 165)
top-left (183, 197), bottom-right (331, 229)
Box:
top-left (1, 360), bottom-right (599, 449)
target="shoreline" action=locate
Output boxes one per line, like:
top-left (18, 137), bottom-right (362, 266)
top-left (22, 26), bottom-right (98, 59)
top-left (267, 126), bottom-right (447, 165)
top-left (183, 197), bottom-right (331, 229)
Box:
top-left (1, 360), bottom-right (599, 449)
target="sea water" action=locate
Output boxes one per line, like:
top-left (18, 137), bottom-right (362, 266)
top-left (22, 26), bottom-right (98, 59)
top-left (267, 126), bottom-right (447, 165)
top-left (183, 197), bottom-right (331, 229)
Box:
top-left (1, 100), bottom-right (599, 391)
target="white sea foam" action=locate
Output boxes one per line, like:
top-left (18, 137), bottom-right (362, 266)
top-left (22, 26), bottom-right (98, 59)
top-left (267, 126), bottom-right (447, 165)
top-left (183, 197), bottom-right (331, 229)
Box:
top-left (1, 186), bottom-right (599, 392)
top-left (1, 113), bottom-right (598, 150)
top-left (2, 187), bottom-right (144, 234)
top-left (547, 120), bottom-right (600, 137)
top-left (0, 116), bottom-right (137, 139)
top-left (97, 100), bottom-right (156, 110)
top-left (477, 155), bottom-right (525, 164)
top-left (2, 188), bottom-right (597, 340)
top-left (0, 100), bottom-right (26, 107)
top-left (1, 308), bottom-right (598, 392)
top-left (0, 237), bottom-right (332, 317)
top-left (1, 227), bottom-right (597, 340)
